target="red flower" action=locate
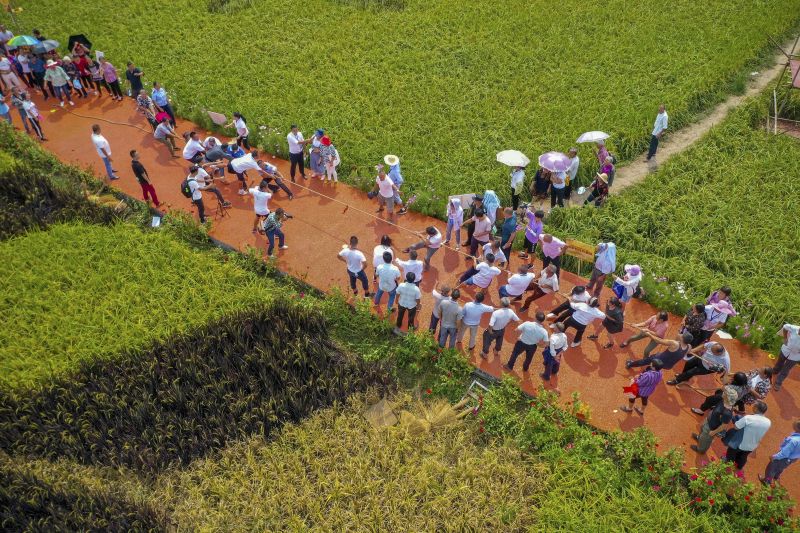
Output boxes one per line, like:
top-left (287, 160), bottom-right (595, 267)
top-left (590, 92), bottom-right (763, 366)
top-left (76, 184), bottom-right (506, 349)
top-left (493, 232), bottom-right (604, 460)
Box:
top-left (647, 465), bottom-right (654, 471)
top-left (690, 474), bottom-right (698, 480)
top-left (708, 499), bottom-right (714, 505)
top-left (652, 485), bottom-right (661, 492)
top-left (695, 497), bottom-right (703, 503)
top-left (479, 427), bottom-right (485, 433)
top-left (706, 480), bottom-right (714, 486)
top-left (767, 495), bottom-right (774, 501)
top-left (591, 431), bottom-right (597, 435)
top-left (299, 292), bottom-right (305, 298)
top-left (425, 388), bottom-right (432, 394)
top-left (745, 495), bottom-right (750, 502)
top-left (778, 519), bottom-right (785, 526)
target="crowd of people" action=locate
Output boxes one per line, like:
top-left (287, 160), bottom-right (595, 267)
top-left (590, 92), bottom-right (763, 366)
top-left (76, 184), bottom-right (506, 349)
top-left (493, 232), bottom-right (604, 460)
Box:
top-left (1, 26), bottom-right (797, 486)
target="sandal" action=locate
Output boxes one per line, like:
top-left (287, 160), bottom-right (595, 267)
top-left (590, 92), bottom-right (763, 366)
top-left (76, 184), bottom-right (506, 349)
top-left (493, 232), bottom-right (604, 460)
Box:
top-left (620, 405), bottom-right (633, 413)
top-left (620, 341), bottom-right (629, 348)
top-left (587, 334), bottom-right (599, 340)
top-left (602, 343), bottom-right (614, 349)
top-left (633, 406), bottom-right (644, 415)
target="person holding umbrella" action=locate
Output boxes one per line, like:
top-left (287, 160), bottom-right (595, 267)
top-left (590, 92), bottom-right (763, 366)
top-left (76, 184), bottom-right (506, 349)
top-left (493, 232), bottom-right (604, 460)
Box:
top-left (539, 152), bottom-right (570, 209)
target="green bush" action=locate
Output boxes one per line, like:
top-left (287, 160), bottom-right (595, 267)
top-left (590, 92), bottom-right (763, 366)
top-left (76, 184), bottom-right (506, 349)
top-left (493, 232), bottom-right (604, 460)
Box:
top-left (11, 1), bottom-right (800, 212)
top-left (548, 101), bottom-right (800, 351)
top-left (0, 299), bottom-right (393, 475)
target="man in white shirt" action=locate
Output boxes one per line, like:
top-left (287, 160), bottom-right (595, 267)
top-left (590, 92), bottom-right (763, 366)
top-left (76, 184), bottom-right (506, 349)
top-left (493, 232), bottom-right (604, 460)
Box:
top-left (500, 265), bottom-right (535, 300)
top-left (726, 401), bottom-right (771, 470)
top-left (337, 235), bottom-right (370, 297)
top-left (667, 342), bottom-right (730, 385)
top-left (774, 323), bottom-right (800, 391)
top-left (541, 322), bottom-right (568, 384)
top-left (462, 208), bottom-right (492, 257)
top-left (395, 250), bottom-right (424, 286)
top-left (519, 265), bottom-right (559, 312)
top-left (437, 290), bottom-right (464, 349)
top-left (562, 298), bottom-right (605, 347)
top-left (374, 251), bottom-right (401, 312)
top-left (510, 166), bottom-right (525, 210)
top-left (0, 25), bottom-right (14, 55)
top-left (505, 311), bottom-right (549, 372)
top-left (404, 226), bottom-right (442, 271)
top-left (182, 131), bottom-right (206, 164)
top-left (458, 292), bottom-right (493, 351)
top-left (153, 117), bottom-right (179, 157)
top-left (550, 170), bottom-right (566, 208)
top-left (646, 103), bottom-right (668, 161)
top-left (0, 54), bottom-right (22, 90)
top-left (457, 254), bottom-right (501, 291)
top-left (373, 167), bottom-right (402, 217)
top-left (481, 239), bottom-right (507, 267)
top-left (90, 124), bottom-right (118, 180)
top-left (394, 272), bottom-right (422, 335)
top-left (481, 297), bottom-right (520, 359)
top-left (186, 169), bottom-right (221, 224)
top-left (189, 165), bottom-right (230, 206)
top-left (566, 147), bottom-right (579, 199)
top-left (287, 124), bottom-right (311, 181)
top-left (248, 182), bottom-right (272, 234)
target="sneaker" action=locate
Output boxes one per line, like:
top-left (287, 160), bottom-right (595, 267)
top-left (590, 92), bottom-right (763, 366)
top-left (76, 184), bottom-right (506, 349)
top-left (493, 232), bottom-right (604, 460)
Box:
top-left (624, 360), bottom-right (633, 369)
top-left (68, 101), bottom-right (75, 106)
top-left (59, 102), bottom-right (65, 107)
top-left (502, 364), bottom-right (513, 372)
top-left (691, 408), bottom-right (705, 415)
top-left (691, 433), bottom-right (699, 441)
top-left (280, 245), bottom-right (289, 250)
top-left (690, 445), bottom-right (703, 454)
top-left (238, 189), bottom-right (247, 195)
top-left (109, 175), bottom-right (120, 180)
top-left (570, 341), bottom-right (581, 347)
top-left (222, 201), bottom-right (232, 207)
top-left (454, 245), bottom-right (460, 251)
top-left (519, 307), bottom-right (529, 313)
top-left (545, 313), bottom-right (555, 319)
top-left (666, 380), bottom-right (677, 386)
top-left (398, 207), bottom-right (407, 215)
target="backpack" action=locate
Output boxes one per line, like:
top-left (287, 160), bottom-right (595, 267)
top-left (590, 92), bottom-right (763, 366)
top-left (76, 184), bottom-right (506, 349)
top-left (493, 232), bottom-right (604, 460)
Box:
top-left (180, 178), bottom-right (195, 198)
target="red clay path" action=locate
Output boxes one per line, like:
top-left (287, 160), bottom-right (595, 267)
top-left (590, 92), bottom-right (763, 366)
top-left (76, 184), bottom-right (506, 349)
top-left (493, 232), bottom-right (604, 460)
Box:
top-left (20, 92), bottom-right (799, 499)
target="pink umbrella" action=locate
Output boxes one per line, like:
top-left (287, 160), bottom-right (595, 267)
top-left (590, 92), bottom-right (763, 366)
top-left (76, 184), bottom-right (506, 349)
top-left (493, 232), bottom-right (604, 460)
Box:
top-left (538, 151), bottom-right (571, 172)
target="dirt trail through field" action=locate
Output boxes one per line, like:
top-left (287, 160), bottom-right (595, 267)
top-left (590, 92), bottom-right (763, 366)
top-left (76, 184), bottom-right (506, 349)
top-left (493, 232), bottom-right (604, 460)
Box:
top-left (610, 37), bottom-right (798, 192)
top-left (19, 88), bottom-right (798, 502)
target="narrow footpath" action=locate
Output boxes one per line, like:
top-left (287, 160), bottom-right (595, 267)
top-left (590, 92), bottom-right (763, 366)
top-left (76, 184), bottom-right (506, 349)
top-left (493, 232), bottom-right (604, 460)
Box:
top-left (23, 92), bottom-right (798, 500)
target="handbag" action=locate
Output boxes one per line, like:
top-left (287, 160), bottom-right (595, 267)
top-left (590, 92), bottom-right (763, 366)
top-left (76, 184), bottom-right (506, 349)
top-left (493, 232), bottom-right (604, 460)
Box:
top-left (721, 427), bottom-right (744, 448)
top-left (72, 77), bottom-right (83, 90)
top-left (622, 380), bottom-right (639, 399)
top-left (611, 280), bottom-right (625, 299)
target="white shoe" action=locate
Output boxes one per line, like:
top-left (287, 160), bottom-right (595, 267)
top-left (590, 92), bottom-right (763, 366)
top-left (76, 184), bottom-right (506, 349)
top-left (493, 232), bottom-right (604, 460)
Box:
top-left (280, 245), bottom-right (289, 250)
top-left (59, 102), bottom-right (65, 107)
top-left (237, 189), bottom-right (247, 195)
top-left (68, 101), bottom-right (75, 106)
top-left (546, 313), bottom-right (555, 319)
top-left (570, 341), bottom-right (581, 347)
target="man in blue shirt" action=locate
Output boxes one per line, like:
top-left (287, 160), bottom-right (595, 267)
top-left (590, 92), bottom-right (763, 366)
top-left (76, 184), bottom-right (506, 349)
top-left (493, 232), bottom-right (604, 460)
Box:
top-left (151, 81), bottom-right (175, 126)
top-left (760, 421), bottom-right (800, 484)
top-left (646, 103), bottom-right (668, 161)
top-left (384, 154), bottom-right (406, 213)
top-left (499, 207), bottom-right (517, 265)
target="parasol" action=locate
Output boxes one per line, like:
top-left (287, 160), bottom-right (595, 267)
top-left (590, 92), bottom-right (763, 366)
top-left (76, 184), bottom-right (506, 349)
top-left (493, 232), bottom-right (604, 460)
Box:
top-left (576, 131), bottom-right (610, 143)
top-left (7, 35), bottom-right (39, 47)
top-left (68, 34), bottom-right (92, 51)
top-left (32, 39), bottom-right (60, 54)
top-left (496, 149), bottom-right (530, 167)
top-left (538, 151), bottom-right (571, 172)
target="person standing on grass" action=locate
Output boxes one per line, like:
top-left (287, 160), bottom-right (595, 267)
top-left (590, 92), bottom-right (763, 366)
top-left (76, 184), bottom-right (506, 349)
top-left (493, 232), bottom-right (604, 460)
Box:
top-left (463, 207), bottom-right (492, 258)
top-left (519, 265), bottom-right (559, 312)
top-left (374, 166), bottom-right (400, 217)
top-left (620, 359), bottom-right (663, 416)
top-left (595, 140), bottom-right (609, 166)
top-left (697, 300), bottom-right (737, 345)
top-left (338, 236), bottom-right (370, 298)
top-left (320, 136), bottom-right (340, 182)
top-left (562, 297), bottom-right (605, 347)
top-left (136, 90), bottom-right (158, 131)
top-left (91, 124), bottom-right (118, 180)
top-left (153, 116), bottom-right (180, 158)
top-left (600, 155), bottom-right (616, 186)
top-left (463, 194), bottom-right (484, 247)
top-left (403, 226), bottom-right (442, 272)
top-left (444, 197), bottom-right (464, 250)
top-left (550, 169), bottom-right (566, 208)
top-left (395, 249), bottom-right (423, 287)
top-left (613, 264), bottom-right (642, 305)
top-left (773, 323), bottom-right (800, 392)
top-left (499, 265), bottom-right (535, 301)
top-left (505, 311), bottom-right (549, 373)
top-left (667, 341), bottom-right (730, 386)
top-left (510, 165), bottom-right (525, 209)
top-left (707, 285), bottom-right (732, 305)
top-left (646, 104), bottom-right (668, 161)
top-left (583, 172), bottom-right (609, 207)
top-left (394, 273), bottom-right (421, 335)
top-left (287, 124), bottom-right (311, 181)
top-left (519, 208), bottom-right (544, 262)
top-left (458, 292), bottom-right (493, 352)
top-left (538, 233), bottom-right (567, 276)
top-left (481, 297), bottom-right (520, 359)
top-left (541, 322), bottom-right (568, 387)
top-left (384, 155), bottom-right (408, 214)
top-left (309, 129), bottom-right (324, 179)
top-left (566, 148), bottom-right (579, 198)
top-left (374, 251), bottom-right (401, 313)
top-left (437, 289), bottom-right (463, 349)
top-left (586, 242), bottom-right (616, 297)
top-left (725, 401), bottom-right (771, 470)
top-left (499, 207), bottom-right (517, 265)
top-left (760, 421), bottom-right (800, 484)
top-left (620, 312), bottom-right (669, 357)
top-left (226, 112), bottom-right (250, 149)
top-left (43, 60), bottom-right (74, 107)
top-left (457, 253), bottom-right (501, 293)
top-left (263, 208), bottom-right (291, 257)
top-left (587, 296), bottom-right (624, 349)
top-left (99, 57), bottom-right (124, 100)
top-left (681, 303), bottom-right (707, 348)
top-left (429, 283), bottom-right (451, 334)
top-left (626, 331), bottom-right (693, 371)
top-left (129, 150), bottom-right (161, 207)
top-left (125, 62), bottom-right (143, 97)
top-left (10, 88), bottom-right (29, 133)
top-left (21, 92), bottom-right (45, 141)
top-left (248, 181), bottom-right (272, 234)
top-left (151, 82), bottom-right (175, 126)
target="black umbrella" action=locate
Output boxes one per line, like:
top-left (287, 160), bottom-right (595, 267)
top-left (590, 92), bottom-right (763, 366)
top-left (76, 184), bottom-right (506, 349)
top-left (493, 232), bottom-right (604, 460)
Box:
top-left (67, 34), bottom-right (92, 52)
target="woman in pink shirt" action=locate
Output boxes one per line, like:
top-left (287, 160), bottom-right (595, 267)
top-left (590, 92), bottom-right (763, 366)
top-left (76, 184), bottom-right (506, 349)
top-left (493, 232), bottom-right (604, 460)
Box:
top-left (621, 311), bottom-right (669, 357)
top-left (99, 57), bottom-right (123, 100)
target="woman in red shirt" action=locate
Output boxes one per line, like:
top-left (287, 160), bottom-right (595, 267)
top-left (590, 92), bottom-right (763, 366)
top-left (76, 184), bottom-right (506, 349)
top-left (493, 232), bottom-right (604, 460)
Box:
top-left (73, 54), bottom-right (97, 95)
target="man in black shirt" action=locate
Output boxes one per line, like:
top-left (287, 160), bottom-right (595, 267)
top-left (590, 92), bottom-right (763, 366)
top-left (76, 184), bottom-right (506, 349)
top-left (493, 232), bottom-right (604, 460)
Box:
top-left (125, 62), bottom-right (143, 97)
top-left (130, 150), bottom-right (161, 207)
top-left (691, 389), bottom-right (735, 454)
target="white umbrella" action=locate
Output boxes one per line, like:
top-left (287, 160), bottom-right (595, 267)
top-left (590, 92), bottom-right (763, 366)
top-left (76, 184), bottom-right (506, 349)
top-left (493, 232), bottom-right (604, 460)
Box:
top-left (576, 131), bottom-right (610, 143)
top-left (538, 151), bottom-right (571, 172)
top-left (496, 149), bottom-right (530, 167)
